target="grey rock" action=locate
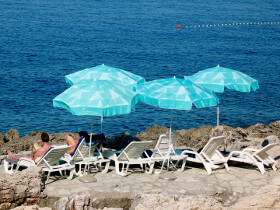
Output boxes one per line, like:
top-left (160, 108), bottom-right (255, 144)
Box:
top-left (11, 204), bottom-right (51, 210)
top-left (78, 175), bottom-right (97, 183)
top-left (4, 129), bottom-right (20, 143)
top-left (158, 172), bottom-right (177, 181)
top-left (54, 192), bottom-right (133, 209)
top-left (0, 133), bottom-right (4, 146)
top-left (0, 168), bottom-right (44, 209)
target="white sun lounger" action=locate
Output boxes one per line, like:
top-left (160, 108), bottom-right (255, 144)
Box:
top-left (180, 136), bottom-right (229, 174)
top-left (103, 141), bottom-right (155, 176)
top-left (226, 143), bottom-right (279, 174)
top-left (4, 145), bottom-right (74, 183)
top-left (148, 134), bottom-right (187, 173)
top-left (63, 137), bottom-right (110, 175)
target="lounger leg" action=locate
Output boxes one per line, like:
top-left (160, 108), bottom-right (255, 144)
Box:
top-left (58, 170), bottom-right (63, 176)
top-left (173, 160), bottom-right (179, 168)
top-left (178, 158), bottom-right (187, 172)
top-left (145, 163), bottom-right (155, 174)
top-left (116, 162), bottom-right (127, 176)
top-left (68, 169), bottom-right (74, 180)
top-left (272, 164), bottom-right (277, 171)
top-left (15, 164), bottom-right (21, 171)
top-left (83, 164), bottom-right (88, 174)
top-left (96, 162), bottom-right (110, 173)
top-left (204, 163), bottom-right (212, 175)
top-left (121, 163), bottom-right (125, 173)
top-left (167, 160), bottom-right (170, 171)
top-left (257, 163), bottom-right (265, 174)
top-left (45, 171), bottom-right (50, 184)
top-left (224, 162), bottom-right (230, 171)
top-left (75, 164), bottom-right (83, 176)
top-left (4, 160), bottom-right (13, 174)
top-left (115, 162), bottom-right (122, 175)
top-left (125, 164), bottom-right (129, 174)
top-left (100, 161), bottom-right (110, 173)
top-left (95, 162), bottom-right (100, 172)
top-left (158, 161), bottom-right (164, 173)
top-left (77, 164), bottom-right (81, 175)
top-left (169, 160), bottom-right (177, 170)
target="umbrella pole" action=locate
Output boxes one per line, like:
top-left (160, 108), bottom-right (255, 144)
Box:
top-left (101, 116), bottom-right (104, 134)
top-left (89, 122), bottom-right (93, 158)
top-left (169, 110), bottom-right (173, 134)
top-left (217, 106), bottom-right (220, 127)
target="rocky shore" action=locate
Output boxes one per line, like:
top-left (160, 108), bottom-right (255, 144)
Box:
top-left (0, 120), bottom-right (280, 209)
top-left (1, 163), bottom-right (280, 209)
top-left (1, 120), bottom-right (280, 155)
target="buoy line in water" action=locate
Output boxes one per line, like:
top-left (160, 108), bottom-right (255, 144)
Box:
top-left (176, 21), bottom-right (280, 29)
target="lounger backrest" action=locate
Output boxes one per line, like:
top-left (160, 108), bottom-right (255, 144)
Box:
top-left (71, 137), bottom-right (85, 155)
top-left (117, 141), bottom-right (152, 161)
top-left (255, 143), bottom-right (279, 159)
top-left (201, 136), bottom-right (225, 157)
top-left (72, 137), bottom-right (86, 161)
top-left (153, 134), bottom-right (177, 158)
top-left (79, 143), bottom-right (99, 159)
top-left (37, 145), bottom-right (70, 168)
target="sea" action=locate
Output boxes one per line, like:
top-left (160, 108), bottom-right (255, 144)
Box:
top-left (0, 0), bottom-right (279, 137)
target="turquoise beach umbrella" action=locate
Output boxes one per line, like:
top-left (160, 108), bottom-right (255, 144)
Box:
top-left (53, 80), bottom-right (139, 158)
top-left (135, 77), bottom-right (219, 132)
top-left (53, 80), bottom-right (139, 117)
top-left (185, 65), bottom-right (259, 126)
top-left (136, 77), bottom-right (219, 110)
top-left (185, 65), bottom-right (259, 93)
top-left (65, 64), bottom-right (145, 90)
top-left (53, 79), bottom-right (139, 135)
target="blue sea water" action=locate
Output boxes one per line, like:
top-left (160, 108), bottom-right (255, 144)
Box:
top-left (0, 0), bottom-right (279, 137)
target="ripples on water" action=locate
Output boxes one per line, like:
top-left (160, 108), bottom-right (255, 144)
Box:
top-left (0, 0), bottom-right (279, 136)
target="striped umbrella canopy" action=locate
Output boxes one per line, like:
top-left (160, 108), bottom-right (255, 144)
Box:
top-left (185, 65), bottom-right (259, 126)
top-left (65, 64), bottom-right (145, 90)
top-left (53, 80), bottom-right (139, 117)
top-left (184, 65), bottom-right (259, 93)
top-left (53, 79), bottom-right (139, 158)
top-left (135, 77), bottom-right (219, 132)
top-left (135, 77), bottom-right (219, 110)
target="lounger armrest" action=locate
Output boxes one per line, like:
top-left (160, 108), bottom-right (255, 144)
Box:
top-left (226, 151), bottom-right (243, 161)
top-left (180, 150), bottom-right (198, 156)
top-left (212, 150), bottom-right (227, 160)
top-left (18, 158), bottom-right (36, 167)
top-left (102, 150), bottom-right (117, 160)
top-left (61, 154), bottom-right (72, 163)
top-left (143, 151), bottom-right (152, 160)
top-left (243, 148), bottom-right (258, 153)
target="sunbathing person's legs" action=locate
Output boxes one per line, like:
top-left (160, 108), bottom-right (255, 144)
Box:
top-left (7, 150), bottom-right (31, 160)
top-left (7, 150), bottom-right (20, 159)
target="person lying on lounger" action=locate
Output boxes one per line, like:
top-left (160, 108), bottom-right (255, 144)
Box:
top-left (65, 131), bottom-right (90, 155)
top-left (7, 132), bottom-right (52, 163)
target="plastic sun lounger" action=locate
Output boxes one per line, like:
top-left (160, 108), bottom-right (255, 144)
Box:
top-left (226, 143), bottom-right (279, 174)
top-left (4, 145), bottom-right (75, 183)
top-left (103, 141), bottom-right (155, 176)
top-left (63, 137), bottom-right (110, 175)
top-left (180, 136), bottom-right (229, 174)
top-left (148, 134), bottom-right (187, 173)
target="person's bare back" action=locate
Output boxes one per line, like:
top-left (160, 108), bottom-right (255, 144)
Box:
top-left (7, 132), bottom-right (52, 163)
top-left (65, 133), bottom-right (77, 154)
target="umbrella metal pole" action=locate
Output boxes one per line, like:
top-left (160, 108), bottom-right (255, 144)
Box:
top-left (217, 106), bottom-right (220, 127)
top-left (170, 110), bottom-right (174, 134)
top-left (101, 116), bottom-right (104, 134)
top-left (89, 122), bottom-right (93, 157)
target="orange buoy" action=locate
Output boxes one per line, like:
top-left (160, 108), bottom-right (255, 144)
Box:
top-left (177, 25), bottom-right (181, 29)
